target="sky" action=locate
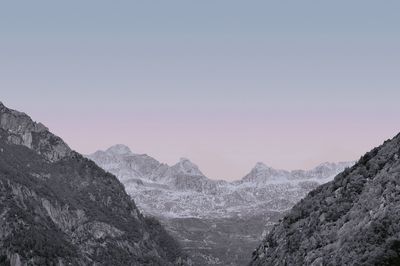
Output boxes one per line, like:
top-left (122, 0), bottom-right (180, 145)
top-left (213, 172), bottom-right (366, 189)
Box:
top-left (1, 1), bottom-right (399, 180)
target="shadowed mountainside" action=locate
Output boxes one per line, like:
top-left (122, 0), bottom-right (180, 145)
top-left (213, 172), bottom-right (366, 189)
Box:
top-left (250, 133), bottom-right (400, 266)
top-left (0, 102), bottom-right (189, 266)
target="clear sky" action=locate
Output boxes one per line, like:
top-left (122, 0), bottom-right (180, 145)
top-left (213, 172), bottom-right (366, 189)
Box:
top-left (1, 1), bottom-right (399, 180)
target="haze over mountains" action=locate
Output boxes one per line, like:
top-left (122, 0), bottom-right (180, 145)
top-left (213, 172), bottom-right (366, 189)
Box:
top-left (88, 145), bottom-right (354, 265)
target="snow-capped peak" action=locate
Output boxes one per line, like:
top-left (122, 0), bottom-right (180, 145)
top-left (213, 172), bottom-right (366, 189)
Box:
top-left (106, 144), bottom-right (132, 155)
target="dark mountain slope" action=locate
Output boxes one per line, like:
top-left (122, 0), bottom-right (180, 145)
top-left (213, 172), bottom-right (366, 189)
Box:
top-left (0, 102), bottom-right (188, 266)
top-left (250, 133), bottom-right (400, 266)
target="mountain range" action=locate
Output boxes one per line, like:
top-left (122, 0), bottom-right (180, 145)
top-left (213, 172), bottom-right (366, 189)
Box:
top-left (88, 145), bottom-right (353, 217)
top-left (88, 144), bottom-right (354, 265)
top-left (3, 100), bottom-right (398, 266)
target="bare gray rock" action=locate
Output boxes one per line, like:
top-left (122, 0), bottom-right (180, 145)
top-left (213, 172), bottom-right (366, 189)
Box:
top-left (0, 102), bottom-right (71, 162)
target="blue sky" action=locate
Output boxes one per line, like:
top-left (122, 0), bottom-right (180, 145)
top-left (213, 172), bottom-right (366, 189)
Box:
top-left (1, 1), bottom-right (399, 179)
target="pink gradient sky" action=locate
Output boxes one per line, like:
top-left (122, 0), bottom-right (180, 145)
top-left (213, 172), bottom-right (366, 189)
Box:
top-left (1, 1), bottom-right (399, 180)
top-left (3, 98), bottom-right (399, 180)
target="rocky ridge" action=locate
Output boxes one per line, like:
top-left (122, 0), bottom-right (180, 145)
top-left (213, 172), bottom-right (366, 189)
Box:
top-left (0, 102), bottom-right (189, 266)
top-left (0, 102), bottom-right (71, 162)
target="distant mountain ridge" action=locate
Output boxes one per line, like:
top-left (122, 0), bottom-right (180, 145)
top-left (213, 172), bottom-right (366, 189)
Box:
top-left (88, 144), bottom-right (354, 265)
top-left (88, 144), bottom-right (353, 187)
top-left (88, 145), bottom-right (218, 193)
top-left (87, 144), bottom-right (354, 218)
top-left (239, 161), bottom-right (354, 185)
top-left (0, 102), bottom-right (189, 265)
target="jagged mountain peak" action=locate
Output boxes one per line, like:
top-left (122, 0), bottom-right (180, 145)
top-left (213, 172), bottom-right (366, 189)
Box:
top-left (88, 147), bottom-right (209, 188)
top-left (172, 157), bottom-right (204, 176)
top-left (240, 162), bottom-right (289, 183)
top-left (105, 144), bottom-right (132, 155)
top-left (252, 162), bottom-right (271, 171)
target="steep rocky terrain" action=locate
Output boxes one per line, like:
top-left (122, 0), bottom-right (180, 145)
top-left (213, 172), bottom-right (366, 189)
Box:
top-left (0, 102), bottom-right (188, 266)
top-left (250, 133), bottom-right (400, 266)
top-left (88, 145), bottom-right (353, 265)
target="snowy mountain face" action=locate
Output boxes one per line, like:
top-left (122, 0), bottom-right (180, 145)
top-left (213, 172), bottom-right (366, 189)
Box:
top-left (88, 146), bottom-right (354, 265)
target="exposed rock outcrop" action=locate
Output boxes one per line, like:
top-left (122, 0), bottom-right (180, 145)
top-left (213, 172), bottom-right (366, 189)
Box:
top-left (0, 102), bottom-right (71, 161)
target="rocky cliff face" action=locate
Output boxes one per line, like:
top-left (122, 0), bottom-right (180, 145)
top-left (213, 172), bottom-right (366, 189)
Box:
top-left (0, 102), bottom-right (189, 266)
top-left (0, 102), bottom-right (71, 162)
top-left (250, 133), bottom-right (400, 266)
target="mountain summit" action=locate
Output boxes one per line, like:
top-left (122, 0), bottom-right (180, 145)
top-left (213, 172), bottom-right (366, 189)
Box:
top-left (250, 133), bottom-right (400, 265)
top-left (106, 144), bottom-right (133, 155)
top-left (0, 102), bottom-right (188, 265)
top-left (171, 158), bottom-right (204, 176)
top-left (240, 162), bottom-right (289, 183)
